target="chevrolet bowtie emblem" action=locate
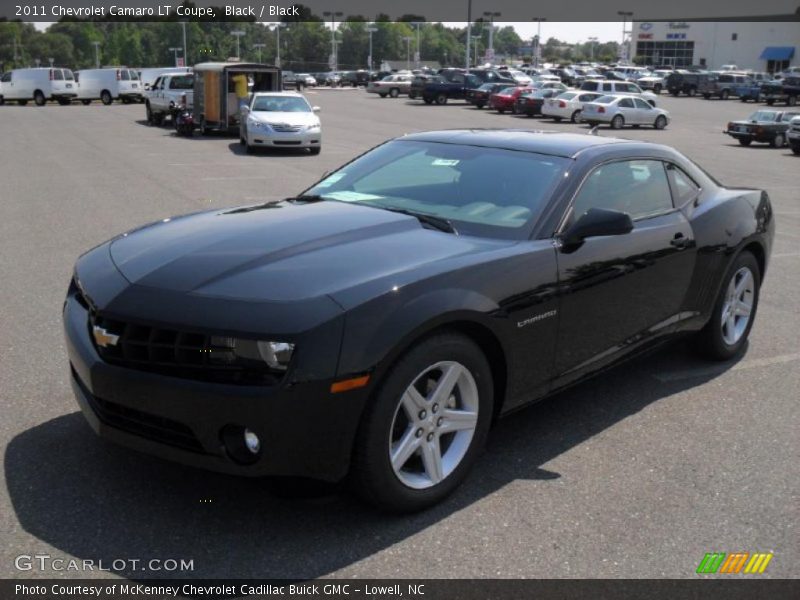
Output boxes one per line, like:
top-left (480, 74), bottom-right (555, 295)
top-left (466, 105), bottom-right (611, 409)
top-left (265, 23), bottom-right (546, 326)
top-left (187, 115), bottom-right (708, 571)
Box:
top-left (92, 325), bottom-right (120, 348)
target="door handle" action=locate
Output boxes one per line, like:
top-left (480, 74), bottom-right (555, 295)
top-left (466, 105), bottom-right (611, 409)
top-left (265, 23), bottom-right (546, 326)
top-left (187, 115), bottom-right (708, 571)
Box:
top-left (670, 233), bottom-right (691, 249)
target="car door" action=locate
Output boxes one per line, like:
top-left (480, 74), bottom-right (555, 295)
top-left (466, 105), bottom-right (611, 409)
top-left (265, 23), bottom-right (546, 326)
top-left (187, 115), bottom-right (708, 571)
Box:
top-left (553, 159), bottom-right (696, 383)
top-left (632, 97), bottom-right (655, 124)
top-left (616, 96), bottom-right (638, 123)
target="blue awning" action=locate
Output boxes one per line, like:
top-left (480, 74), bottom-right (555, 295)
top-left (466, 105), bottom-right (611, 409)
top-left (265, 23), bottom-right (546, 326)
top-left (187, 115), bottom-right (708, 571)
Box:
top-left (760, 47), bottom-right (795, 61)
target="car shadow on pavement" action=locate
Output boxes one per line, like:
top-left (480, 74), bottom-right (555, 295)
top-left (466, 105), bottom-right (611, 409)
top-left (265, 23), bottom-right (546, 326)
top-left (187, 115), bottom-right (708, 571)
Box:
top-left (5, 340), bottom-right (742, 579)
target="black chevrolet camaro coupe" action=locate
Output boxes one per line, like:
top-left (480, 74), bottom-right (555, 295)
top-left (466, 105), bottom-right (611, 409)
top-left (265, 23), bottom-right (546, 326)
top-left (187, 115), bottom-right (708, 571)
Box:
top-left (64, 130), bottom-right (774, 512)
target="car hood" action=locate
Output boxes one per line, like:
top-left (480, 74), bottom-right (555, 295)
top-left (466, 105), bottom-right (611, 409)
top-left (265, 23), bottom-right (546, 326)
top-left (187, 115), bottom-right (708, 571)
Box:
top-left (248, 110), bottom-right (317, 126)
top-left (108, 201), bottom-right (512, 307)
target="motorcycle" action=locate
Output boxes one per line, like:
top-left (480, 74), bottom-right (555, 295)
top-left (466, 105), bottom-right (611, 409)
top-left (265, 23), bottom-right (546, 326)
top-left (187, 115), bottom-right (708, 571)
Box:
top-left (173, 93), bottom-right (195, 136)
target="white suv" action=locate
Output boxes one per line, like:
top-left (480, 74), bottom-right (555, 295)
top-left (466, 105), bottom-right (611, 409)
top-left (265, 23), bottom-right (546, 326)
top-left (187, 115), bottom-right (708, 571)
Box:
top-left (788, 116), bottom-right (800, 155)
top-left (580, 79), bottom-right (658, 105)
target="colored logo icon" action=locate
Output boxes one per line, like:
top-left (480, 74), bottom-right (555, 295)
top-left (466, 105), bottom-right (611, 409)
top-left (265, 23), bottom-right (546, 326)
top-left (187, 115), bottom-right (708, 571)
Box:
top-left (697, 552), bottom-right (773, 574)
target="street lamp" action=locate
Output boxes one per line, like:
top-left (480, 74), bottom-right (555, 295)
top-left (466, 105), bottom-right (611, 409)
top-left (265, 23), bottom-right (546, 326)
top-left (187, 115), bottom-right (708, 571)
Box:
top-left (322, 11), bottom-right (344, 71)
top-left (531, 17), bottom-right (545, 68)
top-left (366, 25), bottom-right (378, 71)
top-left (471, 35), bottom-right (481, 67)
top-left (230, 31), bottom-right (245, 60)
top-left (403, 36), bottom-right (413, 70)
top-left (483, 11), bottom-right (500, 64)
top-left (411, 22), bottom-right (422, 69)
top-left (91, 41), bottom-right (101, 68)
top-left (252, 43), bottom-right (266, 63)
top-left (48, 57), bottom-right (54, 67)
top-left (169, 47), bottom-right (181, 67)
top-left (588, 36), bottom-right (598, 62)
top-left (270, 23), bottom-right (287, 67)
top-left (180, 21), bottom-right (188, 66)
top-left (617, 11), bottom-right (633, 63)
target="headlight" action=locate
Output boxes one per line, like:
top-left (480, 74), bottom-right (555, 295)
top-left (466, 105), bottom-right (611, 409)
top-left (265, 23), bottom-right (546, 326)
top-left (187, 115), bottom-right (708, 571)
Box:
top-left (306, 123), bottom-right (321, 131)
top-left (208, 336), bottom-right (295, 372)
top-left (247, 118), bottom-right (267, 129)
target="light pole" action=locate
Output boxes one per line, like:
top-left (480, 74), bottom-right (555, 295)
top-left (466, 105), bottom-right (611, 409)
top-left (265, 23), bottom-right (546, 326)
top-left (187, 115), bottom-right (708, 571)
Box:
top-left (471, 35), bottom-right (480, 67)
top-left (412, 22), bottom-right (422, 69)
top-left (617, 11), bottom-right (633, 63)
top-left (91, 41), bottom-right (101, 68)
top-left (531, 17), bottom-right (545, 68)
top-left (169, 47), bottom-right (181, 67)
top-left (270, 23), bottom-right (286, 67)
top-left (465, 0), bottom-right (472, 72)
top-left (48, 57), bottom-right (54, 67)
top-left (253, 43), bottom-right (266, 63)
top-left (366, 25), bottom-right (377, 71)
top-left (483, 11), bottom-right (500, 64)
top-left (230, 31), bottom-right (245, 60)
top-left (323, 11), bottom-right (343, 71)
top-left (403, 36), bottom-right (412, 70)
top-left (180, 21), bottom-right (188, 65)
top-left (588, 36), bottom-right (598, 62)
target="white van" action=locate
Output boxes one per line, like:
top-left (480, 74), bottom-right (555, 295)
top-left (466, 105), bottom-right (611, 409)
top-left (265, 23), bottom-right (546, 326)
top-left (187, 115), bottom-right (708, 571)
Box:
top-left (75, 67), bottom-right (143, 105)
top-left (0, 68), bottom-right (77, 106)
top-left (138, 66), bottom-right (192, 92)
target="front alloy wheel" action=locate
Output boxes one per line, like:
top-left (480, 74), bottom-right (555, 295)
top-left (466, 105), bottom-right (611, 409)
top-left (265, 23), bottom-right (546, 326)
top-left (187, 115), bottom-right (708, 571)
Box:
top-left (720, 267), bottom-right (755, 347)
top-left (352, 333), bottom-right (493, 512)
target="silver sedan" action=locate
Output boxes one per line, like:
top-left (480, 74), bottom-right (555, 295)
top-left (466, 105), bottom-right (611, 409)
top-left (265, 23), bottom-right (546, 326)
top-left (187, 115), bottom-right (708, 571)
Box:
top-left (581, 94), bottom-right (671, 130)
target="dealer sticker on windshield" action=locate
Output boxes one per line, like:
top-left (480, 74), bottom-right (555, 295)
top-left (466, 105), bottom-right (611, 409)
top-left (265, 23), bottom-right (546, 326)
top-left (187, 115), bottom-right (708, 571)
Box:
top-left (431, 159), bottom-right (460, 167)
top-left (323, 191), bottom-right (383, 202)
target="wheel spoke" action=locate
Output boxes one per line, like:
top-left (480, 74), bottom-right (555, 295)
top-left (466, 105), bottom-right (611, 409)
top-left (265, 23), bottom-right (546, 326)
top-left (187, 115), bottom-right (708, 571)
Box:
top-left (735, 271), bottom-right (752, 297)
top-left (439, 409), bottom-right (478, 434)
top-left (401, 386), bottom-right (427, 418)
top-left (420, 436), bottom-right (444, 484)
top-left (726, 314), bottom-right (737, 337)
top-left (430, 363), bottom-right (463, 405)
top-left (391, 427), bottom-right (420, 471)
top-left (735, 299), bottom-right (752, 317)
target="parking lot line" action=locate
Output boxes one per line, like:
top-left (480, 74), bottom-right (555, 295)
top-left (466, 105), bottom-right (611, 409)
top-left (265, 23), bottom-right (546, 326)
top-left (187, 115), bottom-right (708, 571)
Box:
top-left (652, 352), bottom-right (800, 383)
top-left (201, 176), bottom-right (271, 181)
top-left (771, 252), bottom-right (800, 258)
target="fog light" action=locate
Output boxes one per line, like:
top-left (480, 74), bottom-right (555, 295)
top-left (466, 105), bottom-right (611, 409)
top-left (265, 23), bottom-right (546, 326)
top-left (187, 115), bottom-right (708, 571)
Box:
top-left (244, 429), bottom-right (260, 454)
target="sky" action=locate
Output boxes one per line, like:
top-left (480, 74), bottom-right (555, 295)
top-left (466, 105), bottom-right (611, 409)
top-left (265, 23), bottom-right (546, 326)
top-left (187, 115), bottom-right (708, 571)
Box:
top-left (33, 21), bottom-right (627, 44)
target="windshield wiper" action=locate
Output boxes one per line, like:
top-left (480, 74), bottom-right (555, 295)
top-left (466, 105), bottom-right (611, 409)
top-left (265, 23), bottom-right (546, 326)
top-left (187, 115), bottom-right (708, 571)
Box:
top-left (286, 194), bottom-right (326, 204)
top-left (380, 206), bottom-right (458, 235)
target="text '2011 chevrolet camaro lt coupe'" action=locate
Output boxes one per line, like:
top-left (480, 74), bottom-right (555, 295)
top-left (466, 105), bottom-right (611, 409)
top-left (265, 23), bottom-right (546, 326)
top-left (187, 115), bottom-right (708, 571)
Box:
top-left (64, 130), bottom-right (774, 512)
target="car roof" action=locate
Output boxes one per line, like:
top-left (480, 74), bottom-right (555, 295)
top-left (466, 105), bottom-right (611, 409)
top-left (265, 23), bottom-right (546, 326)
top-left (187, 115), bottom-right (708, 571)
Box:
top-left (251, 91), bottom-right (306, 98)
top-left (400, 130), bottom-right (637, 158)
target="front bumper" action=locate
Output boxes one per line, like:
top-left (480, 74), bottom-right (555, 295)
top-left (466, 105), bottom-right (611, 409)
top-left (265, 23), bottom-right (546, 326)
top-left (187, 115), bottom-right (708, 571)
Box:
top-left (247, 125), bottom-right (321, 148)
top-left (63, 294), bottom-right (366, 481)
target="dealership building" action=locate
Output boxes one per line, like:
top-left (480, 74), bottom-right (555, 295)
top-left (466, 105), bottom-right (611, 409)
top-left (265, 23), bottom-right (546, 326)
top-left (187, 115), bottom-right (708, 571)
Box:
top-left (631, 21), bottom-right (798, 72)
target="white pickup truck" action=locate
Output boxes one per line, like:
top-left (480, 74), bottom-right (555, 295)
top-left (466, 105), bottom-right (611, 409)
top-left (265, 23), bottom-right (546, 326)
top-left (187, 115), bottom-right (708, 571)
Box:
top-left (145, 73), bottom-right (194, 125)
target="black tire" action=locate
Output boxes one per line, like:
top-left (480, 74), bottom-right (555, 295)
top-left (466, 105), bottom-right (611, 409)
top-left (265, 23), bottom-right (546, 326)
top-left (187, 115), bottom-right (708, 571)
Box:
top-left (771, 133), bottom-right (786, 148)
top-left (389, 88), bottom-right (400, 98)
top-left (475, 102), bottom-right (485, 109)
top-left (245, 143), bottom-right (254, 154)
top-left (153, 112), bottom-right (164, 126)
top-left (738, 138), bottom-right (752, 146)
top-left (653, 84), bottom-right (662, 94)
top-left (611, 114), bottom-right (624, 129)
top-left (121, 96), bottom-right (131, 104)
top-left (670, 89), bottom-right (679, 96)
top-left (571, 110), bottom-right (582, 123)
top-left (146, 102), bottom-right (154, 124)
top-left (199, 117), bottom-right (209, 135)
top-left (0, 96), bottom-right (4, 106)
top-left (423, 97), bottom-right (433, 105)
top-left (688, 86), bottom-right (697, 97)
top-left (654, 115), bottom-right (667, 130)
top-left (696, 251), bottom-right (760, 361)
top-left (34, 91), bottom-right (46, 106)
top-left (766, 99), bottom-right (775, 106)
top-left (100, 90), bottom-right (113, 105)
top-left (788, 95), bottom-right (798, 107)
top-left (702, 93), bottom-right (710, 100)
top-left (721, 89), bottom-right (730, 100)
top-left (309, 146), bottom-right (321, 155)
top-left (351, 332), bottom-right (494, 513)
top-left (435, 93), bottom-right (448, 105)
top-left (81, 99), bottom-right (91, 106)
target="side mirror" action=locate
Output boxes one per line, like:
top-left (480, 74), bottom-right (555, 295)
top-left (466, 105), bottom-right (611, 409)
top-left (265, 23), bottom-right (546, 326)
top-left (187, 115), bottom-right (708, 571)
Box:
top-left (312, 106), bottom-right (321, 112)
top-left (560, 208), bottom-right (634, 249)
top-left (240, 105), bottom-right (250, 115)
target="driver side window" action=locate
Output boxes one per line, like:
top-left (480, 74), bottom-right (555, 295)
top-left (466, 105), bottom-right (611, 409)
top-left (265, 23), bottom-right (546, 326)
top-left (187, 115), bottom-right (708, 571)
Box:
top-left (569, 160), bottom-right (674, 225)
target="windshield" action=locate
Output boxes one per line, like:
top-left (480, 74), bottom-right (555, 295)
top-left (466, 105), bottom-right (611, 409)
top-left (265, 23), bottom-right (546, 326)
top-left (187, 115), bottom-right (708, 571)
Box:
top-left (252, 96), bottom-right (310, 112)
top-left (303, 140), bottom-right (567, 239)
top-left (748, 111), bottom-right (778, 122)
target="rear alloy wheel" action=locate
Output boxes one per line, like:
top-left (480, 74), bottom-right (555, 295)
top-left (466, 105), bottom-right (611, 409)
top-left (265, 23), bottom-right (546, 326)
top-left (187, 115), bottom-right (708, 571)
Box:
top-left (738, 138), bottom-right (752, 146)
top-left (34, 91), bottom-right (46, 106)
top-left (100, 90), bottom-right (113, 105)
top-left (435, 93), bottom-right (448, 105)
top-left (697, 252), bottom-right (760, 360)
top-left (389, 88), bottom-right (400, 98)
top-left (611, 114), bottom-right (624, 129)
top-left (771, 133), bottom-right (786, 148)
top-left (571, 110), bottom-right (582, 123)
top-left (654, 115), bottom-right (667, 130)
top-left (352, 333), bottom-right (493, 512)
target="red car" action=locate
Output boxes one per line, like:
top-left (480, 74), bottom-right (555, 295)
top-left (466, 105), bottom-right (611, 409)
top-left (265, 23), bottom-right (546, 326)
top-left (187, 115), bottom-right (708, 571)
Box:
top-left (489, 86), bottom-right (530, 113)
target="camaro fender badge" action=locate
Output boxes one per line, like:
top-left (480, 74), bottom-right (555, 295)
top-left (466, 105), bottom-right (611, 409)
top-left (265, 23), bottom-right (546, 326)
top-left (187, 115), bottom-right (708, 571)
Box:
top-left (92, 325), bottom-right (120, 348)
top-left (517, 310), bottom-right (558, 328)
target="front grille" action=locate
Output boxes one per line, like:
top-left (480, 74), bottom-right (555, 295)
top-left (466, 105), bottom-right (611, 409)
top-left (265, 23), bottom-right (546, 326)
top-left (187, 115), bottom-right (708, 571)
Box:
top-left (72, 367), bottom-right (204, 453)
top-left (271, 124), bottom-right (303, 133)
top-left (88, 313), bottom-right (280, 386)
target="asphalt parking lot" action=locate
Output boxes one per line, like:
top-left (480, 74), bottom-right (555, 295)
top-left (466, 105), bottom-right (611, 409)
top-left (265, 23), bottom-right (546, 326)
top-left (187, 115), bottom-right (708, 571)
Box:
top-left (0, 89), bottom-right (798, 580)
